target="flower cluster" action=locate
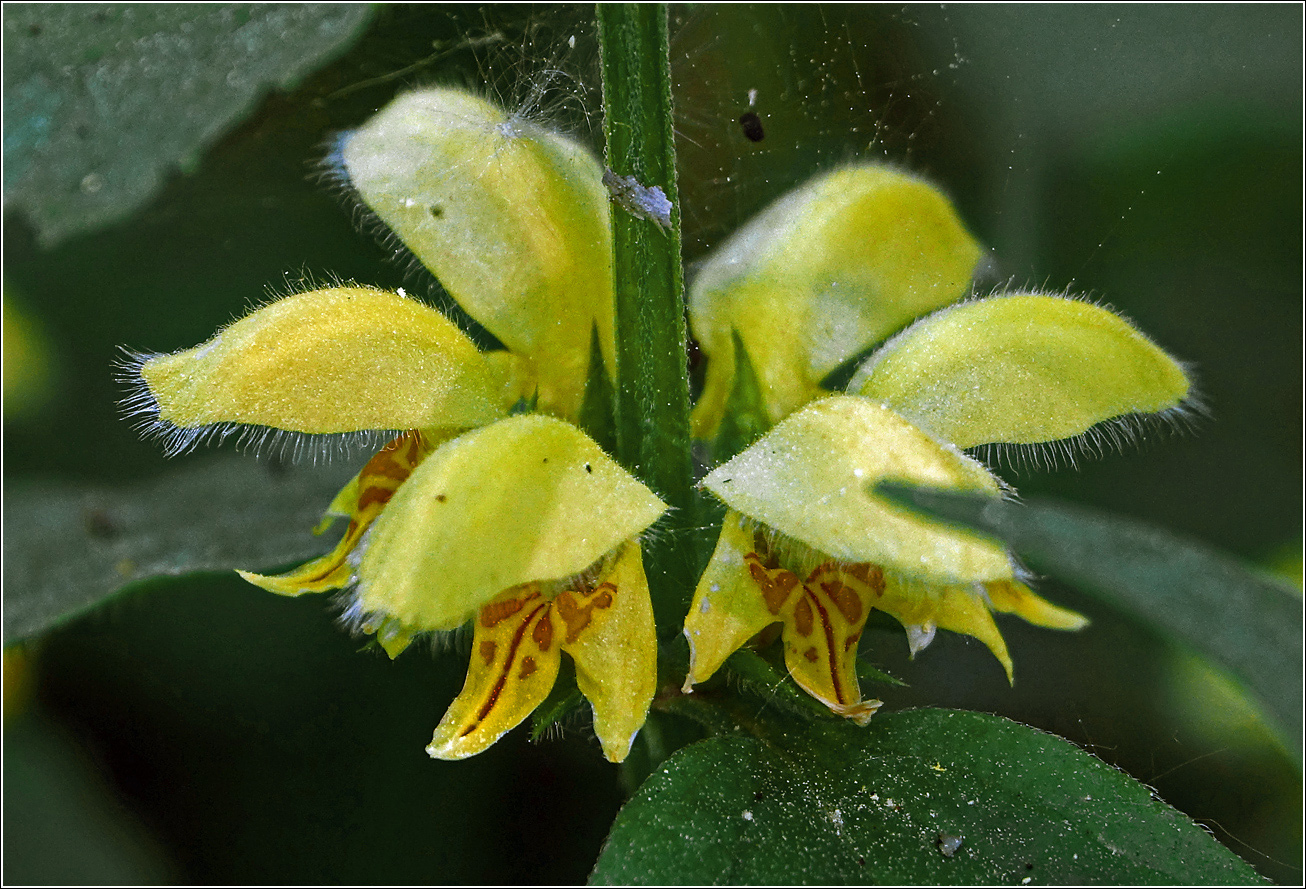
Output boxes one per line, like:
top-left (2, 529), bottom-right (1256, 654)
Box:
top-left (124, 86), bottom-right (1192, 759)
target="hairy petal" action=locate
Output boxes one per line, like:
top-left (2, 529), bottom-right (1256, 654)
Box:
top-left (876, 576), bottom-right (1015, 683)
top-left (683, 510), bottom-right (800, 691)
top-left (238, 430), bottom-right (434, 596)
top-left (986, 579), bottom-right (1089, 631)
top-left (558, 542), bottom-right (657, 763)
top-left (132, 287), bottom-right (503, 441)
top-left (775, 560), bottom-right (883, 725)
top-left (340, 87), bottom-right (614, 420)
top-left (427, 584), bottom-right (562, 760)
top-left (689, 164), bottom-right (980, 438)
top-left (702, 396), bottom-right (1011, 584)
top-left (358, 415), bottom-right (667, 631)
top-left (849, 294), bottom-right (1192, 449)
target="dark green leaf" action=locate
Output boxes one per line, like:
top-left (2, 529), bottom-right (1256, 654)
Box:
top-left (710, 329), bottom-right (771, 463)
top-left (876, 483), bottom-right (1303, 748)
top-left (591, 708), bottom-right (1263, 884)
top-left (3, 3), bottom-right (373, 247)
top-left (856, 657), bottom-right (906, 688)
top-left (2, 456), bottom-right (354, 644)
top-left (577, 325), bottom-right (618, 457)
top-left (531, 662), bottom-right (584, 743)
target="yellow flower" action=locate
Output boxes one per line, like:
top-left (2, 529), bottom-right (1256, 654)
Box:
top-left (683, 293), bottom-right (1193, 720)
top-left (123, 87), bottom-right (665, 762)
top-left (689, 163), bottom-right (981, 441)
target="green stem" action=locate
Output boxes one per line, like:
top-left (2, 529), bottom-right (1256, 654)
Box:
top-left (597, 4), bottom-right (696, 635)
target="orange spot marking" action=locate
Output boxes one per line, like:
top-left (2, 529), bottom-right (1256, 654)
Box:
top-left (461, 602), bottom-right (548, 738)
top-left (804, 647), bottom-right (819, 663)
top-left (843, 562), bottom-right (886, 597)
top-left (519, 656), bottom-right (537, 680)
top-left (816, 576), bottom-right (863, 624)
top-left (792, 594), bottom-right (814, 637)
top-left (555, 583), bottom-right (616, 645)
top-left (747, 556), bottom-right (801, 615)
top-left (532, 613), bottom-right (554, 652)
top-left (479, 640), bottom-right (497, 666)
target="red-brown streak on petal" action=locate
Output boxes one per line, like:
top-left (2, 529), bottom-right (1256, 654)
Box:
top-left (480, 588), bottom-right (539, 628)
top-left (804, 647), bottom-right (819, 663)
top-left (792, 593), bottom-right (814, 637)
top-left (816, 577), bottom-right (863, 624)
top-left (746, 556), bottom-right (801, 615)
top-left (844, 634), bottom-right (859, 652)
top-left (806, 590), bottom-right (848, 706)
top-left (555, 583), bottom-right (616, 646)
top-left (479, 640), bottom-right (497, 666)
top-left (460, 602), bottom-right (549, 738)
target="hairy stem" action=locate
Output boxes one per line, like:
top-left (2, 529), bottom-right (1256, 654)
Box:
top-left (597, 3), bottom-right (696, 635)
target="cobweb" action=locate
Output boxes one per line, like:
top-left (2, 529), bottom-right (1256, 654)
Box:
top-left (400, 5), bottom-right (970, 263)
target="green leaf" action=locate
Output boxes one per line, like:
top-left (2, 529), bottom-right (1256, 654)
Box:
top-left (590, 709), bottom-right (1263, 884)
top-left (577, 325), bottom-right (618, 457)
top-left (876, 483), bottom-right (1303, 749)
top-left (531, 662), bottom-right (585, 743)
top-left (2, 456), bottom-right (353, 645)
top-left (3, 3), bottom-right (374, 247)
top-left (710, 330), bottom-right (771, 464)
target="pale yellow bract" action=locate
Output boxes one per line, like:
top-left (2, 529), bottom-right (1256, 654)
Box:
top-left (689, 164), bottom-right (981, 439)
top-left (703, 397), bottom-right (1010, 585)
top-left (138, 286), bottom-right (503, 437)
top-left (341, 87), bottom-right (614, 420)
top-left (358, 414), bottom-right (667, 630)
top-left (849, 294), bottom-right (1192, 448)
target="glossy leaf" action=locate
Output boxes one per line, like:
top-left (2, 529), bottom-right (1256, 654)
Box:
top-left (2, 457), bottom-right (351, 645)
top-left (3, 4), bottom-right (373, 247)
top-left (878, 483), bottom-right (1304, 746)
top-left (591, 709), bottom-right (1262, 884)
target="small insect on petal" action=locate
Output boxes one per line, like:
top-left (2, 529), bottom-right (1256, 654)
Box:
top-left (738, 111), bottom-right (765, 143)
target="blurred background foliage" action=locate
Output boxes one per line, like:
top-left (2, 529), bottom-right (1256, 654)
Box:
top-left (3, 4), bottom-right (1301, 883)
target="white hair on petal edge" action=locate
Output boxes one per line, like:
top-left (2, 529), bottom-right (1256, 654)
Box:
top-left (850, 286), bottom-right (1208, 475)
top-left (114, 346), bottom-right (401, 465)
top-left (968, 387), bottom-right (1208, 475)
